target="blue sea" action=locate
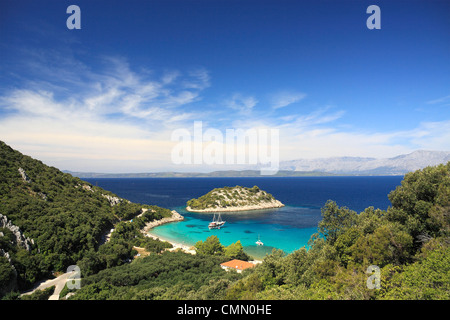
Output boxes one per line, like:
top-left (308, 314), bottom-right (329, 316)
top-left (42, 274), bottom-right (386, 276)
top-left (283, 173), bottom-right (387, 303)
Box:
top-left (85, 176), bottom-right (403, 259)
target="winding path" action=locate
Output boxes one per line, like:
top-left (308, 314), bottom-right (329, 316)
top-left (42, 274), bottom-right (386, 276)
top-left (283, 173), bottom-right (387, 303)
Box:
top-left (21, 210), bottom-right (184, 299)
top-left (21, 271), bottom-right (75, 300)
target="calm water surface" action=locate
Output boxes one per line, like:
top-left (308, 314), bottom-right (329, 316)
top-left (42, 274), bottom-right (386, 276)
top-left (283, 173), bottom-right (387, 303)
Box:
top-left (85, 176), bottom-right (403, 259)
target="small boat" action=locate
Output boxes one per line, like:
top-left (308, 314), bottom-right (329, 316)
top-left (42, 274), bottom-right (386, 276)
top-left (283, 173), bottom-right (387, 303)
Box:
top-left (209, 212), bottom-right (226, 229)
top-left (256, 235), bottom-right (264, 246)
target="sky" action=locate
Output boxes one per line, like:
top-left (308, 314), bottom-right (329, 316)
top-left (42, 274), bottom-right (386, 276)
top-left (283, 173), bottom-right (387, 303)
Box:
top-left (0, 0), bottom-right (449, 173)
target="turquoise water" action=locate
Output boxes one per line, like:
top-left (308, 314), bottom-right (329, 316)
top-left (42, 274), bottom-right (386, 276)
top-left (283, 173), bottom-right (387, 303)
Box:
top-left (85, 176), bottom-right (403, 260)
top-left (149, 206), bottom-right (318, 259)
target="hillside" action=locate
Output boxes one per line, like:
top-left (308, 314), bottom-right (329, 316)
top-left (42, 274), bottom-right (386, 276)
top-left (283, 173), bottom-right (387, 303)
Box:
top-left (67, 162), bottom-right (449, 300)
top-left (280, 150), bottom-right (450, 175)
top-left (186, 185), bottom-right (284, 212)
top-left (2, 140), bottom-right (449, 301)
top-left (0, 141), bottom-right (173, 298)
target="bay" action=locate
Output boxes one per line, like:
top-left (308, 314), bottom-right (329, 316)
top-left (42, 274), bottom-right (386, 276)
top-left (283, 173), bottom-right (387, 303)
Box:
top-left (85, 176), bottom-right (403, 259)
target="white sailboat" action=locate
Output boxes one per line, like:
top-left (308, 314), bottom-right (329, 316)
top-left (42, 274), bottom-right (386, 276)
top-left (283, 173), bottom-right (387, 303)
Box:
top-left (208, 212), bottom-right (226, 229)
top-left (256, 234), bottom-right (264, 246)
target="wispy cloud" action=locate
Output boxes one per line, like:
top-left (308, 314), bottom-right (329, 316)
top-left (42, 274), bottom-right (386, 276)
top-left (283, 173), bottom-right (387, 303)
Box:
top-left (0, 53), bottom-right (214, 171)
top-left (288, 106), bottom-right (345, 127)
top-left (11, 54), bottom-right (210, 124)
top-left (1, 48), bottom-right (449, 173)
top-left (426, 94), bottom-right (450, 105)
top-left (273, 119), bottom-right (450, 160)
top-left (225, 93), bottom-right (258, 114)
top-left (230, 102), bottom-right (450, 161)
top-left (270, 91), bottom-right (306, 109)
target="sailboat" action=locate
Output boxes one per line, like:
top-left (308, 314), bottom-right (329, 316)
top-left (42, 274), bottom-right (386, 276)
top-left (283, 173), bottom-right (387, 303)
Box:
top-left (208, 212), bottom-right (226, 229)
top-left (256, 234), bottom-right (264, 246)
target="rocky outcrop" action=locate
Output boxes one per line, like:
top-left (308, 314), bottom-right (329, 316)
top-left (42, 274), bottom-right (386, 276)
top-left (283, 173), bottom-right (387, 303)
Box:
top-left (0, 214), bottom-right (34, 252)
top-left (0, 214), bottom-right (30, 296)
top-left (75, 184), bottom-right (125, 206)
top-left (102, 194), bottom-right (128, 206)
top-left (18, 167), bottom-right (31, 183)
top-left (37, 192), bottom-right (47, 201)
top-left (142, 210), bottom-right (184, 233)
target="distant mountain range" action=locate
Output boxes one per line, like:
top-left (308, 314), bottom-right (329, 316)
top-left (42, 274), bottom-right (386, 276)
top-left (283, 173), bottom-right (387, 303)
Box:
top-left (66, 150), bottom-right (450, 178)
top-left (64, 170), bottom-right (336, 178)
top-left (279, 150), bottom-right (450, 175)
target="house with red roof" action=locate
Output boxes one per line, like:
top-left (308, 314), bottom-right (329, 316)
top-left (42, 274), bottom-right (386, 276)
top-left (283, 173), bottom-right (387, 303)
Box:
top-left (220, 259), bottom-right (256, 273)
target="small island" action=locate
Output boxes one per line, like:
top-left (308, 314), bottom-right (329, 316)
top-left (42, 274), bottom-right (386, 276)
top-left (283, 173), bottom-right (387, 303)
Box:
top-left (186, 185), bottom-right (284, 212)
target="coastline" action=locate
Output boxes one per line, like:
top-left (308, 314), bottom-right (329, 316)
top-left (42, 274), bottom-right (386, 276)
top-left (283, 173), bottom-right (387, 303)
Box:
top-left (143, 211), bottom-right (264, 261)
top-left (142, 210), bottom-right (197, 254)
top-left (142, 209), bottom-right (184, 232)
top-left (146, 231), bottom-right (197, 255)
top-left (186, 200), bottom-right (284, 213)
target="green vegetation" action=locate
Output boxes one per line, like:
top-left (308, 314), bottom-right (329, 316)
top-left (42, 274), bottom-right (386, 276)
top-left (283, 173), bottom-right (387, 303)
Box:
top-left (223, 162), bottom-right (450, 300)
top-left (195, 236), bottom-right (250, 261)
top-left (0, 141), bottom-right (172, 298)
top-left (20, 286), bottom-right (55, 300)
top-left (66, 162), bottom-right (449, 300)
top-left (69, 250), bottom-right (243, 300)
top-left (66, 236), bottom-right (251, 300)
top-left (76, 205), bottom-right (173, 277)
top-left (187, 185), bottom-right (280, 210)
top-left (1, 140), bottom-right (449, 300)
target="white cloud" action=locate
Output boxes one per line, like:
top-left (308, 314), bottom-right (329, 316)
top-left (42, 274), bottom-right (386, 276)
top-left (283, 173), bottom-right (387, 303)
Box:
top-left (407, 120), bottom-right (450, 151)
top-left (182, 68), bottom-right (211, 90)
top-left (0, 55), bottom-right (212, 172)
top-left (271, 91), bottom-right (306, 109)
top-left (161, 70), bottom-right (180, 85)
top-left (226, 93), bottom-right (258, 114)
top-left (2, 51), bottom-right (449, 173)
top-left (231, 106), bottom-right (450, 161)
top-left (278, 127), bottom-right (414, 160)
top-left (288, 106), bottom-right (345, 127)
top-left (426, 94), bottom-right (450, 105)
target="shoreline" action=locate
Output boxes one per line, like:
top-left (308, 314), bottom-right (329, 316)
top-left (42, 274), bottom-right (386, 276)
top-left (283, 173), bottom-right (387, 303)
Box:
top-left (148, 231), bottom-right (263, 263)
top-left (146, 231), bottom-right (197, 255)
top-left (142, 209), bottom-right (184, 232)
top-left (142, 209), bottom-right (265, 262)
top-left (142, 210), bottom-right (197, 254)
top-left (186, 200), bottom-right (284, 213)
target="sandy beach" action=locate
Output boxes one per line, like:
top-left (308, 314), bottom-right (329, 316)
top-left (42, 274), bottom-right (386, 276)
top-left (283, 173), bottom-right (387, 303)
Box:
top-left (146, 232), bottom-right (197, 255)
top-left (142, 210), bottom-right (197, 255)
top-left (142, 209), bottom-right (264, 262)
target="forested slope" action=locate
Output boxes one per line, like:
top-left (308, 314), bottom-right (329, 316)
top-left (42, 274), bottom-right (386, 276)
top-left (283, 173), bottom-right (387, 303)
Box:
top-left (68, 162), bottom-right (449, 300)
top-left (1, 139), bottom-right (448, 300)
top-left (224, 161), bottom-right (450, 299)
top-left (0, 141), bottom-right (172, 298)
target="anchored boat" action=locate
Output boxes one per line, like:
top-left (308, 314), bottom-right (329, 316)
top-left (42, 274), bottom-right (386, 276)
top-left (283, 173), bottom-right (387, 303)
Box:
top-left (208, 212), bottom-right (225, 229)
top-left (256, 234), bottom-right (264, 246)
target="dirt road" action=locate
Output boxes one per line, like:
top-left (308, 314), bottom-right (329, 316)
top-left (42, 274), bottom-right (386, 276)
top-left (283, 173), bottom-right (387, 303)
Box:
top-left (21, 271), bottom-right (76, 300)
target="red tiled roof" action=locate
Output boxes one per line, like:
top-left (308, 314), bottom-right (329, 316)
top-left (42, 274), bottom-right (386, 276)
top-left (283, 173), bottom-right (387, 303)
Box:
top-left (220, 259), bottom-right (255, 270)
